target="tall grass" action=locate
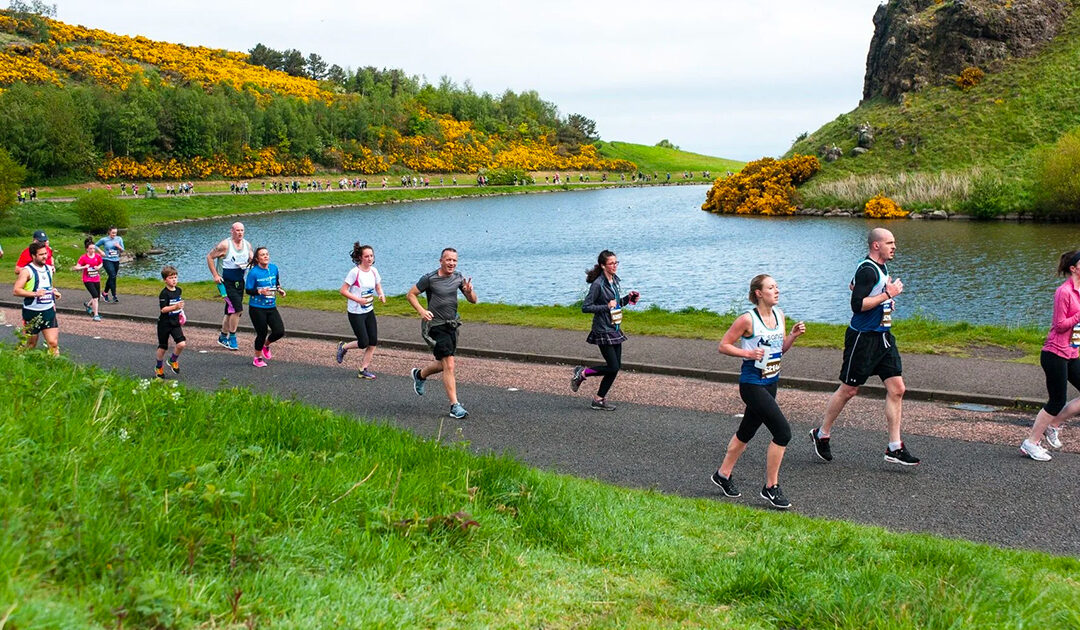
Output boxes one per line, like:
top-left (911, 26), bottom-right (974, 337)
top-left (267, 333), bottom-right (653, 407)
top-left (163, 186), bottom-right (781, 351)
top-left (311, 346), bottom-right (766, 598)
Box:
top-left (1, 348), bottom-right (1077, 627)
top-left (798, 168), bottom-right (983, 210)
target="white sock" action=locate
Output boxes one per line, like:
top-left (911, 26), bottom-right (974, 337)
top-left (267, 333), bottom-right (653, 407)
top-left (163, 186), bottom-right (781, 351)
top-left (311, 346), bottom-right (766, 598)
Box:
top-left (888, 441), bottom-right (902, 451)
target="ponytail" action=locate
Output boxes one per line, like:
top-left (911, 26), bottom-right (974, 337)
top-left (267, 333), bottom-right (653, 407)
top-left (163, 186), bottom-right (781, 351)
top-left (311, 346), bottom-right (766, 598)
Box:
top-left (585, 249), bottom-right (616, 284)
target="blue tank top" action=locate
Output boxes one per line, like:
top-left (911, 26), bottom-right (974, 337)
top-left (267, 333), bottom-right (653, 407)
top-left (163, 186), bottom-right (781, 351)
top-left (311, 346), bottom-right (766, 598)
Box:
top-left (849, 259), bottom-right (893, 333)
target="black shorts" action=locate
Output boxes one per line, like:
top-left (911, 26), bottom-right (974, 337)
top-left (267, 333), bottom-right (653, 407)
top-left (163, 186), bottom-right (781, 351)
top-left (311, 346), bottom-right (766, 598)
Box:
top-left (348, 311), bottom-right (378, 348)
top-left (425, 323), bottom-right (458, 359)
top-left (22, 307), bottom-right (57, 334)
top-left (223, 277), bottom-right (244, 314)
top-left (157, 319), bottom-right (186, 349)
top-left (839, 328), bottom-right (902, 386)
top-left (84, 281), bottom-right (101, 299)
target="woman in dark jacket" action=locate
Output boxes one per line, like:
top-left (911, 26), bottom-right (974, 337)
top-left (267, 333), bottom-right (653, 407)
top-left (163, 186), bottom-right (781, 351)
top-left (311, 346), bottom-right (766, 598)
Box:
top-left (570, 250), bottom-right (639, 410)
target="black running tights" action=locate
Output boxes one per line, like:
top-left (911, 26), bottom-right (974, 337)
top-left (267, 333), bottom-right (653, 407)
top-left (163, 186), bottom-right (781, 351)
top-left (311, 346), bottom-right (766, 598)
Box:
top-left (735, 382), bottom-right (792, 447)
top-left (250, 307), bottom-right (285, 351)
top-left (592, 343), bottom-right (622, 398)
top-left (1041, 350), bottom-right (1080, 416)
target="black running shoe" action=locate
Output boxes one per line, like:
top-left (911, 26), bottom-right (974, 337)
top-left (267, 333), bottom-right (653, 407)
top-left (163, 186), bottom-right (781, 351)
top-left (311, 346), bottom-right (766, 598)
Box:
top-left (884, 443), bottom-right (920, 466)
top-left (760, 484), bottom-right (791, 509)
top-left (810, 427), bottom-right (833, 462)
top-left (570, 365), bottom-right (585, 392)
top-left (590, 398), bottom-right (616, 411)
top-left (710, 470), bottom-right (740, 497)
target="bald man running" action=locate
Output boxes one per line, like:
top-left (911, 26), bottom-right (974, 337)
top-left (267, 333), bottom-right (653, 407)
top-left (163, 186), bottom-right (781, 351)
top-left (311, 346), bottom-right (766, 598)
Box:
top-left (206, 222), bottom-right (253, 350)
top-left (809, 227), bottom-right (920, 466)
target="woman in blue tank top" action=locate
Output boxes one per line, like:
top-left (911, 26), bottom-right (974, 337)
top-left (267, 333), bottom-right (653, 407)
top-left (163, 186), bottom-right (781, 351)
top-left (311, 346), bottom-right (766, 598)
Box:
top-left (710, 274), bottom-right (805, 509)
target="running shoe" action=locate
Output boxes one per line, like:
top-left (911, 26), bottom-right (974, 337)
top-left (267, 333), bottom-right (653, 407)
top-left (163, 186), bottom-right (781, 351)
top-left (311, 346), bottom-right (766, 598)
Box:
top-left (809, 427), bottom-right (833, 462)
top-left (710, 470), bottom-right (741, 498)
top-left (1020, 439), bottom-right (1052, 461)
top-left (92, 315), bottom-right (101, 322)
top-left (102, 294), bottom-right (111, 303)
top-left (760, 484), bottom-right (792, 509)
top-left (252, 357), bottom-right (267, 368)
top-left (168, 360), bottom-right (180, 374)
top-left (449, 402), bottom-right (469, 419)
top-left (84, 301), bottom-right (92, 315)
top-left (261, 345), bottom-right (272, 360)
top-left (1045, 426), bottom-right (1063, 449)
top-left (335, 341), bottom-right (347, 364)
top-left (411, 368), bottom-right (425, 396)
top-left (590, 398), bottom-right (616, 411)
top-left (154, 366), bottom-right (164, 379)
top-left (357, 368), bottom-right (376, 380)
top-left (570, 365), bottom-right (586, 392)
top-left (228, 334), bottom-right (239, 351)
top-left (217, 332), bottom-right (230, 349)
top-left (111, 295), bottom-right (119, 303)
top-left (884, 443), bottom-right (920, 466)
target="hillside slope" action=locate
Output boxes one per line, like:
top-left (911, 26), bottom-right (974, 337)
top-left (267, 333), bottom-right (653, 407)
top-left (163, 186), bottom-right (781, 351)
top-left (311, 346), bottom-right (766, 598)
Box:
top-left (596, 141), bottom-right (744, 175)
top-left (786, 0), bottom-right (1080, 208)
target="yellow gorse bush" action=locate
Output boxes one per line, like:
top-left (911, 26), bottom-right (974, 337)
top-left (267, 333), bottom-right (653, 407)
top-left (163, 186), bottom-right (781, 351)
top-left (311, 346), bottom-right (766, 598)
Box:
top-left (955, 67), bottom-right (985, 90)
top-left (701, 155), bottom-right (820, 215)
top-left (863, 193), bottom-right (909, 218)
top-left (97, 148), bottom-right (316, 180)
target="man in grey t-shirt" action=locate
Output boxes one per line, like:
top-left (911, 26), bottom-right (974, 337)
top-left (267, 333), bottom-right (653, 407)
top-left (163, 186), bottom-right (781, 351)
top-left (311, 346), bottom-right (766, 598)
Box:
top-left (406, 247), bottom-right (477, 419)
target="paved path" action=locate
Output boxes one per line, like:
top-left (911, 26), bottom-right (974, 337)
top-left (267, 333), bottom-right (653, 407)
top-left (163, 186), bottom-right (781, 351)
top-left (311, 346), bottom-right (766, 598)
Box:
top-left (0, 285), bottom-right (1049, 407)
top-left (6, 317), bottom-right (1078, 557)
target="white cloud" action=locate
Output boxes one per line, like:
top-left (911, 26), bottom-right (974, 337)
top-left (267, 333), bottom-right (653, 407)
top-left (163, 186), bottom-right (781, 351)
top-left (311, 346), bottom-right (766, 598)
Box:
top-left (51, 0), bottom-right (881, 159)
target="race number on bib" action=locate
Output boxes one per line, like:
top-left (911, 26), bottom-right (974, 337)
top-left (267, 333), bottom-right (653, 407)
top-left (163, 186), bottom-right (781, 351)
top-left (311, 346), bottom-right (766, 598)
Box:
top-left (881, 299), bottom-right (894, 329)
top-left (610, 305), bottom-right (623, 326)
top-left (754, 342), bottom-right (782, 379)
top-left (1071, 323), bottom-right (1080, 348)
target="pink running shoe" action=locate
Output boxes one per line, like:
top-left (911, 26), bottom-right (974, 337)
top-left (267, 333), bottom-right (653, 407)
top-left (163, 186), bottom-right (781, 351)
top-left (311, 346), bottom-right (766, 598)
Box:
top-left (261, 345), bottom-right (273, 360)
top-left (252, 357), bottom-right (267, 368)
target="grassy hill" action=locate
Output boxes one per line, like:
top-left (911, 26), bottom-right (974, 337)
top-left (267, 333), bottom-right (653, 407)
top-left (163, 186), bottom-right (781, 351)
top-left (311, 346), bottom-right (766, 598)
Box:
top-left (786, 1), bottom-right (1080, 211)
top-left (2, 348), bottom-right (1078, 627)
top-left (597, 141), bottom-right (744, 175)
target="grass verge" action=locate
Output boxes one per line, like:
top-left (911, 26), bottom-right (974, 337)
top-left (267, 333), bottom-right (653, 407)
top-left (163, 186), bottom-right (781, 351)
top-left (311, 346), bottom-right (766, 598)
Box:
top-left (1, 348), bottom-right (1077, 627)
top-left (596, 141), bottom-right (745, 175)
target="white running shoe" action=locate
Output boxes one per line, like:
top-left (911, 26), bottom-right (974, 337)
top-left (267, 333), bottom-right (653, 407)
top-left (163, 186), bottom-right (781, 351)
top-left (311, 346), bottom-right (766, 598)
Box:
top-left (1020, 439), bottom-right (1052, 461)
top-left (1044, 426), bottom-right (1063, 449)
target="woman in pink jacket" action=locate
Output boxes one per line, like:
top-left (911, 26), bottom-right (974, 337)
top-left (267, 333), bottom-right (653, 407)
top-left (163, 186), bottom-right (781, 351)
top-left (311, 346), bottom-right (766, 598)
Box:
top-left (1021, 250), bottom-right (1080, 461)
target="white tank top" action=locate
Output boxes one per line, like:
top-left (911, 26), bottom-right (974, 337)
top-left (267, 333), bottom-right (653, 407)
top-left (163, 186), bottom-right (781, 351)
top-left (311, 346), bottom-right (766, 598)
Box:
top-left (222, 239), bottom-right (251, 270)
top-left (739, 307), bottom-right (785, 381)
top-left (23, 264), bottom-right (55, 311)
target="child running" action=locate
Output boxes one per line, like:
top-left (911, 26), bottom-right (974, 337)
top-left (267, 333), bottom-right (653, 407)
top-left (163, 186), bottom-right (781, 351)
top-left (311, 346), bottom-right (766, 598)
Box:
top-left (336, 242), bottom-right (386, 379)
top-left (155, 266), bottom-right (186, 378)
top-left (710, 274), bottom-right (806, 509)
top-left (73, 238), bottom-right (104, 321)
top-left (246, 246), bottom-right (286, 367)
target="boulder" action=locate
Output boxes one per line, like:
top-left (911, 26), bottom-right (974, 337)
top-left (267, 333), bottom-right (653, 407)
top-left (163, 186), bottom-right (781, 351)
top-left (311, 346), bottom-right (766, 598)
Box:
top-left (851, 147), bottom-right (869, 157)
top-left (928, 209), bottom-right (949, 220)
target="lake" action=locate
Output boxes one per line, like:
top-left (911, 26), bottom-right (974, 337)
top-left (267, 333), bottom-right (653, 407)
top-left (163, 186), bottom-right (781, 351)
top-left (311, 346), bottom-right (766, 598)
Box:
top-left (132, 186), bottom-right (1080, 327)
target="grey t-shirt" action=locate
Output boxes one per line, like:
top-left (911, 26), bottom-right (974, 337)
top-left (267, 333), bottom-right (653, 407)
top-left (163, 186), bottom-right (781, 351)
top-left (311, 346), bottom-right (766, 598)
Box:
top-left (416, 270), bottom-right (464, 320)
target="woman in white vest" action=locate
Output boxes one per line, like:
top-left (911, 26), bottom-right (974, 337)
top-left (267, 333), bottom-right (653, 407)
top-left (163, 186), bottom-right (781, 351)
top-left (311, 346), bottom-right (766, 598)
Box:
top-left (710, 274), bottom-right (805, 509)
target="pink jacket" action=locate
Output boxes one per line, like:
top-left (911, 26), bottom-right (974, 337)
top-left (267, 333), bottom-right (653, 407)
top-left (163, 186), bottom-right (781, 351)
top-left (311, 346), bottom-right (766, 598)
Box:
top-left (1043, 278), bottom-right (1080, 359)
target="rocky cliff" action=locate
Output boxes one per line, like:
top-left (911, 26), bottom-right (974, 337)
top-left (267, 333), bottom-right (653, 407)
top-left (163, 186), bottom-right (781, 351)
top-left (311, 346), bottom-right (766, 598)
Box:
top-left (863, 0), bottom-right (1072, 101)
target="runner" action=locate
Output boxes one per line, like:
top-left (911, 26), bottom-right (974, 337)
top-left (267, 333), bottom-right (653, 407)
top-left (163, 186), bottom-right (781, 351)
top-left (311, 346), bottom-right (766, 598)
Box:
top-left (95, 226), bottom-right (125, 303)
top-left (809, 228), bottom-right (920, 466)
top-left (406, 248), bottom-right (477, 419)
top-left (570, 250), bottom-right (640, 410)
top-left (73, 238), bottom-right (104, 321)
top-left (155, 265), bottom-right (186, 379)
top-left (15, 230), bottom-right (53, 274)
top-left (336, 242), bottom-right (386, 379)
top-left (13, 241), bottom-right (61, 356)
top-left (245, 247), bottom-right (286, 368)
top-left (710, 274), bottom-right (806, 509)
top-left (1020, 250), bottom-right (1080, 461)
top-left (206, 222), bottom-right (253, 350)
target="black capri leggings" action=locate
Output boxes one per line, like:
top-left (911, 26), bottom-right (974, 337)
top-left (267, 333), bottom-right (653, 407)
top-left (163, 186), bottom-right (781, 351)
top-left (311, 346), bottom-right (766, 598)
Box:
top-left (102, 259), bottom-right (119, 295)
top-left (250, 307), bottom-right (285, 351)
top-left (735, 382), bottom-right (792, 447)
top-left (592, 343), bottom-right (622, 398)
top-left (1041, 350), bottom-right (1080, 416)
top-left (348, 311), bottom-right (378, 348)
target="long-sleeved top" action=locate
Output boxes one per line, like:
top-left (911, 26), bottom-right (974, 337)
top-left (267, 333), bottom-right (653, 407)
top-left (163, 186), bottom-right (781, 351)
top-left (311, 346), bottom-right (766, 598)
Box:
top-left (1044, 277), bottom-right (1080, 359)
top-left (582, 273), bottom-right (630, 344)
top-left (245, 264), bottom-right (280, 309)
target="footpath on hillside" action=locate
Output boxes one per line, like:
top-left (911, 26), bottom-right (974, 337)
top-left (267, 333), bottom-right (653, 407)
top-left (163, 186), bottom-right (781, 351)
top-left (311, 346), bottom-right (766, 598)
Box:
top-left (0, 284), bottom-right (1047, 408)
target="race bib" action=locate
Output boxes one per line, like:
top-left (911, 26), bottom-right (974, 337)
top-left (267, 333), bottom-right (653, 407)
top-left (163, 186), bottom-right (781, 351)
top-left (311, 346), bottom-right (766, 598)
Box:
top-left (1071, 323), bottom-right (1080, 348)
top-left (87, 268), bottom-right (99, 278)
top-left (881, 299), bottom-right (893, 329)
top-left (610, 305), bottom-right (622, 326)
top-left (754, 342), bottom-right (782, 379)
top-left (108, 249), bottom-right (118, 258)
top-left (361, 288), bottom-right (375, 306)
top-left (38, 291), bottom-right (54, 305)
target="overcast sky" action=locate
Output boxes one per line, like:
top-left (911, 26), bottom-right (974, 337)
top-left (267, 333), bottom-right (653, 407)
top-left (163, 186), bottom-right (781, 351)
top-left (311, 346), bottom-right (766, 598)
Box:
top-left (49, 0), bottom-right (881, 160)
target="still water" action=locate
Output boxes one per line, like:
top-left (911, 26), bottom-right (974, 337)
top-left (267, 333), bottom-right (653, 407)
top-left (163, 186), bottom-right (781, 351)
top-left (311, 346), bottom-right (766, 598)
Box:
top-left (133, 186), bottom-right (1080, 326)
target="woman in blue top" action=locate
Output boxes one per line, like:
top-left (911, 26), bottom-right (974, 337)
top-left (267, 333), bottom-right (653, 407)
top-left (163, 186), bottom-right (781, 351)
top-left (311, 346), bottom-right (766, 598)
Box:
top-left (245, 247), bottom-right (287, 368)
top-left (94, 226), bottom-right (124, 303)
top-left (710, 274), bottom-right (805, 509)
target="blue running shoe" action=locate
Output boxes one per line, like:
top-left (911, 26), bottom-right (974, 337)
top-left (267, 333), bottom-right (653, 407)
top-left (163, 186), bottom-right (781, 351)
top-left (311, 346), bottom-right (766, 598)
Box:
top-left (336, 341), bottom-right (347, 364)
top-left (228, 334), bottom-right (239, 351)
top-left (217, 332), bottom-right (230, 349)
top-left (411, 368), bottom-right (425, 396)
top-left (449, 403), bottom-right (469, 419)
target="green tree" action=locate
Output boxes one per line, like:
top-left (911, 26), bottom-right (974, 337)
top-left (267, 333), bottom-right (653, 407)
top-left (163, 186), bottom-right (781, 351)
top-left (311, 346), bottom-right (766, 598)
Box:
top-left (281, 49), bottom-right (307, 77)
top-left (0, 83), bottom-right (95, 181)
top-left (1034, 128), bottom-right (1080, 216)
top-left (0, 147), bottom-right (27, 220)
top-left (306, 53), bottom-right (328, 81)
top-left (73, 189), bottom-right (129, 231)
top-left (7, 0), bottom-right (56, 42)
top-left (247, 43), bottom-right (283, 71)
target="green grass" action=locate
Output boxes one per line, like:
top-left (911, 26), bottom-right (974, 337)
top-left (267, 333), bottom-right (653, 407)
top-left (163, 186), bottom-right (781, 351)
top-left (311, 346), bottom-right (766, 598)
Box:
top-left (1, 348), bottom-right (1077, 628)
top-left (786, 0), bottom-right (1080, 210)
top-left (596, 141), bottom-right (745, 175)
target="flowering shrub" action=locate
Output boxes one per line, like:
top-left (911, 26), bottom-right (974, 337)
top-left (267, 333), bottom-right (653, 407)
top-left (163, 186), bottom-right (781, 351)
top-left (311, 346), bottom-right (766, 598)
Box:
top-left (863, 193), bottom-right (909, 218)
top-left (0, 48), bottom-right (62, 86)
top-left (701, 155), bottom-right (820, 215)
top-left (955, 67), bottom-right (984, 90)
top-left (97, 148), bottom-right (316, 180)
